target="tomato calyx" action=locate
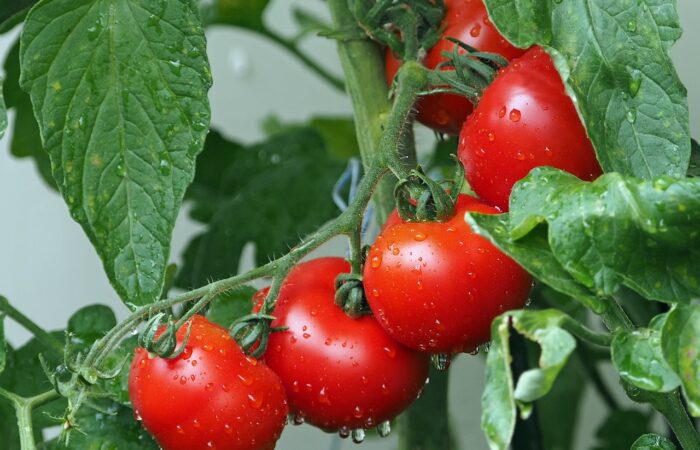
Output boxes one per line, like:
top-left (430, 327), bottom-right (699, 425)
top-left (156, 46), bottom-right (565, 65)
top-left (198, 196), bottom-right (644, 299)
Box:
top-left (230, 311), bottom-right (287, 358)
top-left (352, 0), bottom-right (445, 59)
top-left (424, 39), bottom-right (508, 104)
top-left (137, 312), bottom-right (194, 359)
top-left (334, 272), bottom-right (372, 318)
top-left (394, 158), bottom-right (464, 222)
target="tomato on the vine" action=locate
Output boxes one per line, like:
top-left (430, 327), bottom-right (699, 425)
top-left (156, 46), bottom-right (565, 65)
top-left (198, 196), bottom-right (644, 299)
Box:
top-left (458, 46), bottom-right (602, 211)
top-left (385, 0), bottom-right (526, 134)
top-left (258, 257), bottom-right (429, 432)
top-left (129, 315), bottom-right (288, 450)
top-left (363, 194), bottom-right (532, 353)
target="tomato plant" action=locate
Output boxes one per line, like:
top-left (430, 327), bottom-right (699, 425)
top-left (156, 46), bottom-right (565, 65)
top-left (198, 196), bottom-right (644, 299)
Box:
top-left (385, 0), bottom-right (525, 134)
top-left (458, 46), bottom-right (603, 211)
top-left (129, 315), bottom-right (287, 450)
top-left (257, 258), bottom-right (429, 432)
top-left (363, 194), bottom-right (532, 353)
top-left (0, 0), bottom-right (698, 450)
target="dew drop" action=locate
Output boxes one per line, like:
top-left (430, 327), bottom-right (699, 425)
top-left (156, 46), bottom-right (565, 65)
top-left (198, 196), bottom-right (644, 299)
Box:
top-left (179, 376), bottom-right (187, 385)
top-left (318, 387), bottom-right (332, 405)
top-left (352, 429), bottom-right (366, 443)
top-left (339, 427), bottom-right (350, 439)
top-left (626, 20), bottom-right (637, 32)
top-left (205, 383), bottom-right (214, 392)
top-left (384, 346), bottom-right (396, 358)
top-left (370, 255), bottom-right (382, 268)
top-left (414, 232), bottom-right (426, 241)
top-left (238, 373), bottom-right (253, 386)
top-left (202, 343), bottom-right (213, 351)
top-left (176, 425), bottom-right (185, 435)
top-left (516, 151), bottom-right (526, 161)
top-left (469, 24), bottom-right (482, 37)
top-left (487, 131), bottom-right (496, 142)
top-left (134, 409), bottom-right (142, 421)
top-left (626, 109), bottom-right (637, 123)
top-left (509, 109), bottom-right (521, 122)
top-left (221, 384), bottom-right (230, 392)
top-left (498, 106), bottom-right (506, 118)
top-left (303, 333), bottom-right (311, 339)
top-left (224, 423), bottom-right (233, 434)
top-left (248, 393), bottom-right (263, 409)
top-left (377, 421), bottom-right (392, 438)
top-left (381, 384), bottom-right (390, 395)
top-left (193, 419), bottom-right (201, 429)
top-left (371, 288), bottom-right (380, 298)
top-left (353, 406), bottom-right (364, 418)
top-left (431, 353), bottom-right (452, 371)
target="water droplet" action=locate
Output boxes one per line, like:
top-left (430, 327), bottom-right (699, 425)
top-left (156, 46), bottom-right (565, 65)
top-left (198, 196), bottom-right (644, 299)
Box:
top-left (221, 384), bottom-right (230, 392)
top-left (303, 333), bottom-right (311, 339)
top-left (238, 373), bottom-right (253, 386)
top-left (116, 163), bottom-right (126, 177)
top-left (509, 109), bottom-right (521, 122)
top-left (134, 409), bottom-right (142, 421)
top-left (168, 59), bottom-right (182, 76)
top-left (318, 387), bottom-right (331, 405)
top-left (159, 152), bottom-right (172, 176)
top-left (339, 427), bottom-right (350, 438)
top-left (248, 393), bottom-right (263, 409)
top-left (516, 151), bottom-right (526, 161)
top-left (377, 421), bottom-right (392, 437)
top-left (470, 23), bottom-right (482, 37)
top-left (626, 20), bottom-right (637, 32)
top-left (544, 146), bottom-right (553, 157)
top-left (205, 383), bottom-right (214, 391)
top-left (487, 131), bottom-right (496, 142)
top-left (176, 425), bottom-right (185, 434)
top-left (626, 109), bottom-right (637, 123)
top-left (202, 343), bottom-right (213, 351)
top-left (193, 419), bottom-right (201, 429)
top-left (370, 255), bottom-right (382, 268)
top-left (416, 280), bottom-right (423, 290)
top-left (498, 106), bottom-right (506, 118)
top-left (431, 353), bottom-right (452, 371)
top-left (179, 376), bottom-right (187, 385)
top-left (224, 423), bottom-right (233, 434)
top-left (628, 69), bottom-right (642, 97)
top-left (414, 232), bottom-right (426, 241)
top-left (324, 338), bottom-right (333, 346)
top-left (353, 406), bottom-right (364, 418)
top-left (384, 346), bottom-right (396, 358)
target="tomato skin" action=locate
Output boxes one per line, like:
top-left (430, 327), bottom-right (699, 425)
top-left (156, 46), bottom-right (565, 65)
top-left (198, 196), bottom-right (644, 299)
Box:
top-left (260, 258), bottom-right (429, 431)
top-left (385, 0), bottom-right (525, 134)
top-left (458, 46), bottom-right (602, 211)
top-left (363, 195), bottom-right (532, 353)
top-left (129, 315), bottom-right (288, 450)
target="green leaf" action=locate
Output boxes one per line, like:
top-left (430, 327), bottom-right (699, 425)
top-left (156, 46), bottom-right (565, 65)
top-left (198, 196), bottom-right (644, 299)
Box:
top-left (469, 168), bottom-right (700, 305)
top-left (262, 115), bottom-right (360, 159)
top-left (45, 401), bottom-right (158, 450)
top-left (177, 127), bottom-right (344, 288)
top-left (67, 304), bottom-right (117, 347)
top-left (611, 328), bottom-right (681, 392)
top-left (0, 0), bottom-right (35, 33)
top-left (20, 0), bottom-right (212, 307)
top-left (199, 0), bottom-right (270, 31)
top-left (593, 409), bottom-right (652, 450)
top-left (632, 433), bottom-right (678, 450)
top-left (689, 139), bottom-right (700, 177)
top-left (206, 286), bottom-right (257, 328)
top-left (465, 214), bottom-right (606, 313)
top-left (481, 309), bottom-right (576, 450)
top-left (660, 303), bottom-right (700, 416)
top-left (483, 0), bottom-right (690, 178)
top-left (2, 39), bottom-right (55, 189)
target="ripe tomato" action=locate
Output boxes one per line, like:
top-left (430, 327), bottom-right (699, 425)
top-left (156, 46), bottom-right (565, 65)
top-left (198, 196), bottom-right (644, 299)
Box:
top-left (458, 46), bottom-right (602, 211)
top-left (363, 194), bottom-right (532, 353)
top-left (129, 315), bottom-right (287, 450)
top-left (258, 258), bottom-right (429, 432)
top-left (385, 0), bottom-right (525, 134)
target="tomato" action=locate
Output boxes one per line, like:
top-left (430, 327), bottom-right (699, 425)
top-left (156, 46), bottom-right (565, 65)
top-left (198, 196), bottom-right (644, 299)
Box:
top-left (385, 0), bottom-right (526, 134)
top-left (363, 194), bottom-right (532, 353)
top-left (129, 315), bottom-right (288, 450)
top-left (258, 258), bottom-right (429, 432)
top-left (458, 46), bottom-right (602, 211)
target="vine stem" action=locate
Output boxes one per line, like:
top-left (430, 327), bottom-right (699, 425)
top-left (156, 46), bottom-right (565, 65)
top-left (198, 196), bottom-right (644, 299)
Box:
top-left (601, 299), bottom-right (700, 450)
top-left (0, 296), bottom-right (63, 356)
top-left (261, 27), bottom-right (346, 92)
top-left (0, 387), bottom-right (59, 450)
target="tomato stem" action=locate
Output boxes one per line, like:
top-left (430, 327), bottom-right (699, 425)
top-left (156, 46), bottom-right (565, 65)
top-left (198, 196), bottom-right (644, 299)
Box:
top-left (0, 296), bottom-right (62, 356)
top-left (0, 387), bottom-right (59, 450)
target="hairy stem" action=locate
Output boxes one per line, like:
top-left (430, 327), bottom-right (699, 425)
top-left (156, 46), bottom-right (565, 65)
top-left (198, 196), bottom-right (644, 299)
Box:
top-left (0, 296), bottom-right (62, 356)
top-left (0, 387), bottom-right (59, 450)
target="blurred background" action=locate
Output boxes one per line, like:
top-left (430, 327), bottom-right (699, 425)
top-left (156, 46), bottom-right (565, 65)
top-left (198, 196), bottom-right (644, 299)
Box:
top-left (0, 1), bottom-right (698, 448)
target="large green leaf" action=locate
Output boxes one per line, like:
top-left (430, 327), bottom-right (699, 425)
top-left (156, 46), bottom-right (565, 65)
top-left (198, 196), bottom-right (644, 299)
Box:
top-left (483, 0), bottom-right (689, 178)
top-left (20, 0), bottom-right (212, 307)
top-left (661, 303), bottom-right (700, 416)
top-left (3, 39), bottom-right (55, 189)
top-left (177, 127), bottom-right (344, 288)
top-left (67, 304), bottom-right (117, 347)
top-left (198, 0), bottom-right (270, 31)
top-left (481, 309), bottom-right (576, 450)
top-left (0, 0), bottom-right (35, 32)
top-left (467, 168), bottom-right (700, 305)
top-left (611, 328), bottom-right (681, 392)
top-left (206, 286), bottom-right (257, 328)
top-left (45, 402), bottom-right (158, 450)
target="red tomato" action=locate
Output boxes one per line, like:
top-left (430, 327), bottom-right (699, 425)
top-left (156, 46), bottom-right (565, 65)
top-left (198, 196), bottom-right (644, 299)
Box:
top-left (363, 195), bottom-right (532, 353)
top-left (129, 315), bottom-right (288, 450)
top-left (385, 0), bottom-right (525, 134)
top-left (458, 46), bottom-right (602, 211)
top-left (259, 258), bottom-right (429, 432)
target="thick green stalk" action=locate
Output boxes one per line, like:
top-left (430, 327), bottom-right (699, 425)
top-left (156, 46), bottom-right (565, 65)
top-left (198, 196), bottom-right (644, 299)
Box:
top-left (0, 387), bottom-right (59, 450)
top-left (327, 0), bottom-right (408, 223)
top-left (398, 367), bottom-right (456, 450)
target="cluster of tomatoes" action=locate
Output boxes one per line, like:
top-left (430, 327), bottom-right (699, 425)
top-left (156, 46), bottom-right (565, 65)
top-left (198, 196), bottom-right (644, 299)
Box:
top-left (128, 0), bottom-right (603, 448)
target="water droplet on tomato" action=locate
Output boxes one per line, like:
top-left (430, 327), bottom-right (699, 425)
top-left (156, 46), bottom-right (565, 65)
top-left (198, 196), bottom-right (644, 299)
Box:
top-left (431, 353), bottom-right (452, 370)
top-left (202, 343), bottom-right (213, 351)
top-left (339, 427), bottom-right (350, 438)
top-left (248, 393), bottom-right (263, 409)
top-left (470, 23), bottom-right (482, 37)
top-left (353, 406), bottom-right (364, 418)
top-left (498, 106), bottom-right (506, 118)
top-left (318, 387), bottom-right (332, 405)
top-left (134, 409), bottom-right (142, 421)
top-left (516, 151), bottom-right (526, 161)
top-left (176, 425), bottom-right (185, 435)
top-left (221, 384), bottom-right (230, 392)
top-left (414, 232), bottom-right (426, 241)
top-left (303, 333), bottom-right (311, 339)
top-left (384, 346), bottom-right (396, 358)
top-left (224, 423), bottom-right (233, 434)
top-left (205, 383), bottom-right (214, 392)
top-left (352, 428), bottom-right (366, 443)
top-left (193, 419), bottom-right (201, 429)
top-left (509, 109), bottom-right (521, 122)
top-left (238, 373), bottom-right (253, 386)
top-left (377, 421), bottom-right (392, 437)
top-left (487, 131), bottom-right (496, 142)
top-left (370, 255), bottom-right (382, 268)
top-left (179, 376), bottom-right (187, 385)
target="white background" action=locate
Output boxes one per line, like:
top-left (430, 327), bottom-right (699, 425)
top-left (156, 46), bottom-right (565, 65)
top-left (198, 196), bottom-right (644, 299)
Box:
top-left (1, 1), bottom-right (698, 448)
